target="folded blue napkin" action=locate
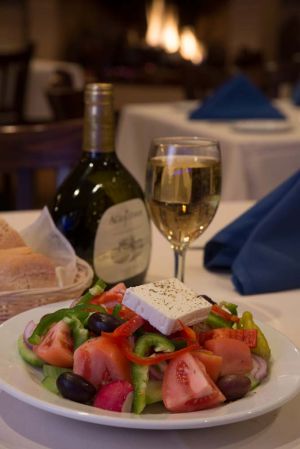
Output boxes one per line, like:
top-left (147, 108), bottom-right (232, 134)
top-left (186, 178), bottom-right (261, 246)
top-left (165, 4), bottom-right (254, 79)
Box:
top-left (204, 170), bottom-right (300, 295)
top-left (189, 74), bottom-right (285, 120)
top-left (292, 80), bottom-right (300, 106)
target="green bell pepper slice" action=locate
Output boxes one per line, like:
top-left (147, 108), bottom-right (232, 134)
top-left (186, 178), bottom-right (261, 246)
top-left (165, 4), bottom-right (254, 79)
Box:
top-left (28, 308), bottom-right (77, 345)
top-left (63, 316), bottom-right (89, 350)
top-left (112, 303), bottom-right (122, 319)
top-left (28, 303), bottom-right (107, 345)
top-left (27, 280), bottom-right (107, 345)
top-left (219, 301), bottom-right (238, 315)
top-left (131, 333), bottom-right (175, 414)
top-left (206, 311), bottom-right (233, 329)
top-left (75, 278), bottom-right (106, 305)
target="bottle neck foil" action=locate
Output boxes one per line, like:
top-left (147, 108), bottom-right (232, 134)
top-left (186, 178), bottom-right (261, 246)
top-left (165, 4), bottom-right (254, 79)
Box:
top-left (83, 83), bottom-right (115, 154)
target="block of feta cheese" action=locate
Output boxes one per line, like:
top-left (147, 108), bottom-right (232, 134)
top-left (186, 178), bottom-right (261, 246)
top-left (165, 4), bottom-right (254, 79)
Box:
top-left (122, 278), bottom-right (212, 335)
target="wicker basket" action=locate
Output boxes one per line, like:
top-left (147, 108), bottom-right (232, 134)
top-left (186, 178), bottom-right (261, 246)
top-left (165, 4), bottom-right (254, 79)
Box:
top-left (0, 257), bottom-right (93, 323)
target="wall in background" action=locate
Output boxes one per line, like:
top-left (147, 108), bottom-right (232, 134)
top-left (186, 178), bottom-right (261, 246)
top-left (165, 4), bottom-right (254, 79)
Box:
top-left (226, 0), bottom-right (280, 61)
top-left (0, 0), bottom-right (299, 72)
top-left (0, 0), bottom-right (26, 51)
top-left (26, 0), bottom-right (63, 59)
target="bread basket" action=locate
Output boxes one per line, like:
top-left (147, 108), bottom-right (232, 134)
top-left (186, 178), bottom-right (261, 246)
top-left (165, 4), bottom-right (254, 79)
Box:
top-left (0, 257), bottom-right (93, 323)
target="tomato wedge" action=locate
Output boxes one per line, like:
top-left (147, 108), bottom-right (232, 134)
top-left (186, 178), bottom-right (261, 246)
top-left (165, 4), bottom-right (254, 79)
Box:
top-left (34, 320), bottom-right (73, 368)
top-left (198, 328), bottom-right (257, 348)
top-left (90, 282), bottom-right (126, 307)
top-left (73, 335), bottom-right (131, 388)
top-left (192, 350), bottom-right (222, 382)
top-left (162, 352), bottom-right (225, 412)
top-left (204, 337), bottom-right (253, 376)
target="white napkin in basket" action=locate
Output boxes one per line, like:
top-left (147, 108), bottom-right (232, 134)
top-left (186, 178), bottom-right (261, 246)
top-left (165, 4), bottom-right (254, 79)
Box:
top-left (20, 207), bottom-right (77, 287)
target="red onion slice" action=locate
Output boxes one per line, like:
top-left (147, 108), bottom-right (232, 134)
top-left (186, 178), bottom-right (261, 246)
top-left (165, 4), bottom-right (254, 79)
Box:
top-left (251, 354), bottom-right (268, 381)
top-left (23, 320), bottom-right (37, 350)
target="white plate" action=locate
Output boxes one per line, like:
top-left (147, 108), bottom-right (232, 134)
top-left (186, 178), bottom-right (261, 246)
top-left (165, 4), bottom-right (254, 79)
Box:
top-left (231, 120), bottom-right (293, 133)
top-left (0, 302), bottom-right (300, 430)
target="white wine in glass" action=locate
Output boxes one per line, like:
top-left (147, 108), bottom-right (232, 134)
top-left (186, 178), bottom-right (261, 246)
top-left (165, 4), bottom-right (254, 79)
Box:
top-left (145, 137), bottom-right (221, 282)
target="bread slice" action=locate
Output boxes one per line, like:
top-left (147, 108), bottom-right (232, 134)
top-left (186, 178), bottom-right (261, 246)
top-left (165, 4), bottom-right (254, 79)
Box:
top-left (0, 218), bottom-right (26, 249)
top-left (0, 250), bottom-right (58, 291)
top-left (0, 246), bottom-right (32, 256)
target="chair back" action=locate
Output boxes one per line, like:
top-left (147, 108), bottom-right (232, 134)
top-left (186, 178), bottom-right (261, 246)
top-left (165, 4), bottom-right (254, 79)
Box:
top-left (0, 118), bottom-right (83, 209)
top-left (0, 44), bottom-right (34, 125)
top-left (46, 86), bottom-right (84, 121)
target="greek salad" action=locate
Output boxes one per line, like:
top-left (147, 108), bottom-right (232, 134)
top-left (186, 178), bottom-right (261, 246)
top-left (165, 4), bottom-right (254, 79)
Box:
top-left (18, 279), bottom-right (271, 414)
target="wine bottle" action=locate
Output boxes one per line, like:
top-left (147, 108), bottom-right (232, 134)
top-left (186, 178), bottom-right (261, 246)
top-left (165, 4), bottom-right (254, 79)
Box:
top-left (50, 83), bottom-right (151, 287)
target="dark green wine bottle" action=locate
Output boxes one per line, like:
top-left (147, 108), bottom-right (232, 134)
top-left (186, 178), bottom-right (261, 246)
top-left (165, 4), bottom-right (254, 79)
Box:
top-left (50, 83), bottom-right (151, 287)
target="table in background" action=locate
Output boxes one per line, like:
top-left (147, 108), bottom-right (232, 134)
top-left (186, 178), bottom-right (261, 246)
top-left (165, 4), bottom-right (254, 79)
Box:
top-left (116, 99), bottom-right (300, 200)
top-left (1, 202), bottom-right (300, 449)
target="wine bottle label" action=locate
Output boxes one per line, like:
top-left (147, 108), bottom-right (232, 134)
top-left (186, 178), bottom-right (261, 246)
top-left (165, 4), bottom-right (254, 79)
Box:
top-left (93, 198), bottom-right (151, 283)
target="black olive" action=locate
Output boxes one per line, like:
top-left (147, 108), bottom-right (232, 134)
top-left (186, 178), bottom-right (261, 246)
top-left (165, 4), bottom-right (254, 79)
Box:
top-left (87, 312), bottom-right (122, 335)
top-left (217, 374), bottom-right (251, 401)
top-left (57, 372), bottom-right (96, 403)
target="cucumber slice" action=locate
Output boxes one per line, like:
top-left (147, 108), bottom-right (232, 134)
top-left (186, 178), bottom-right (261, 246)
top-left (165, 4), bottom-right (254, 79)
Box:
top-left (18, 335), bottom-right (44, 367)
top-left (43, 364), bottom-right (71, 379)
top-left (42, 365), bottom-right (72, 395)
top-left (145, 380), bottom-right (162, 405)
top-left (42, 376), bottom-right (60, 395)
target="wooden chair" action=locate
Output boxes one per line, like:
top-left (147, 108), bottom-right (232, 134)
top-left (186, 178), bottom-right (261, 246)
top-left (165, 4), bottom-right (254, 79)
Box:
top-left (0, 119), bottom-right (83, 210)
top-left (0, 44), bottom-right (34, 125)
top-left (46, 86), bottom-right (84, 121)
top-left (46, 86), bottom-right (120, 125)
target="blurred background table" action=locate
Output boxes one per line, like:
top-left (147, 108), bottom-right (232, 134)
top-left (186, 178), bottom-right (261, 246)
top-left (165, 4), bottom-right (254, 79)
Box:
top-left (1, 201), bottom-right (300, 449)
top-left (116, 99), bottom-right (300, 200)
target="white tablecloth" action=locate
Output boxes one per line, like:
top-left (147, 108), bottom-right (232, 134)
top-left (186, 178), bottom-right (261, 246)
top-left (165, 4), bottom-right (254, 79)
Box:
top-left (24, 59), bottom-right (85, 122)
top-left (1, 202), bottom-right (300, 448)
top-left (116, 100), bottom-right (300, 200)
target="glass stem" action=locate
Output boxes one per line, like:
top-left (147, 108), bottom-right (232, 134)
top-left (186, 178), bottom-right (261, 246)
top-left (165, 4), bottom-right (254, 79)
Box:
top-left (174, 248), bottom-right (187, 282)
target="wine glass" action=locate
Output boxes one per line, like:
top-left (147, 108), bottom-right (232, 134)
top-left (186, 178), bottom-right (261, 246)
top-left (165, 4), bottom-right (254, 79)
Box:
top-left (145, 137), bottom-right (221, 282)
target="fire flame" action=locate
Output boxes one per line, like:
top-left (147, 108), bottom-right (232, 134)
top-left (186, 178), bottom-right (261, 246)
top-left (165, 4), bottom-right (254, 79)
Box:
top-left (145, 0), bottom-right (205, 64)
top-left (145, 0), bottom-right (165, 47)
top-left (160, 6), bottom-right (180, 54)
top-left (180, 27), bottom-right (206, 64)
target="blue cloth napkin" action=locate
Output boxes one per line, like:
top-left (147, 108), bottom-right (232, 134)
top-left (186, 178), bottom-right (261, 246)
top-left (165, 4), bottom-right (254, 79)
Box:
top-left (292, 80), bottom-right (300, 106)
top-left (189, 74), bottom-right (285, 120)
top-left (204, 170), bottom-right (300, 295)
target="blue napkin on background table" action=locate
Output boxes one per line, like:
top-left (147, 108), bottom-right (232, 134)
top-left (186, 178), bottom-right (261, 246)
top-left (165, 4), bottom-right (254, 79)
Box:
top-left (292, 80), bottom-right (300, 106)
top-left (204, 170), bottom-right (300, 295)
top-left (189, 74), bottom-right (285, 120)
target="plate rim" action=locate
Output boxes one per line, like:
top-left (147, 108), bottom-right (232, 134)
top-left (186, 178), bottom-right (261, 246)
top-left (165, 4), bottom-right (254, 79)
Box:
top-left (1, 301), bottom-right (300, 430)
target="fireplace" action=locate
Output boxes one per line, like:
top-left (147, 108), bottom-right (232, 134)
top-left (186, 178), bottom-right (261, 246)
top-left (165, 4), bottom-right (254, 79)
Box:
top-left (61, 0), bottom-right (227, 90)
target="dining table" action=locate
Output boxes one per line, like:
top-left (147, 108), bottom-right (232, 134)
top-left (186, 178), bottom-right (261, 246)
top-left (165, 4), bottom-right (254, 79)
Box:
top-left (1, 201), bottom-right (300, 449)
top-left (116, 99), bottom-right (300, 201)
